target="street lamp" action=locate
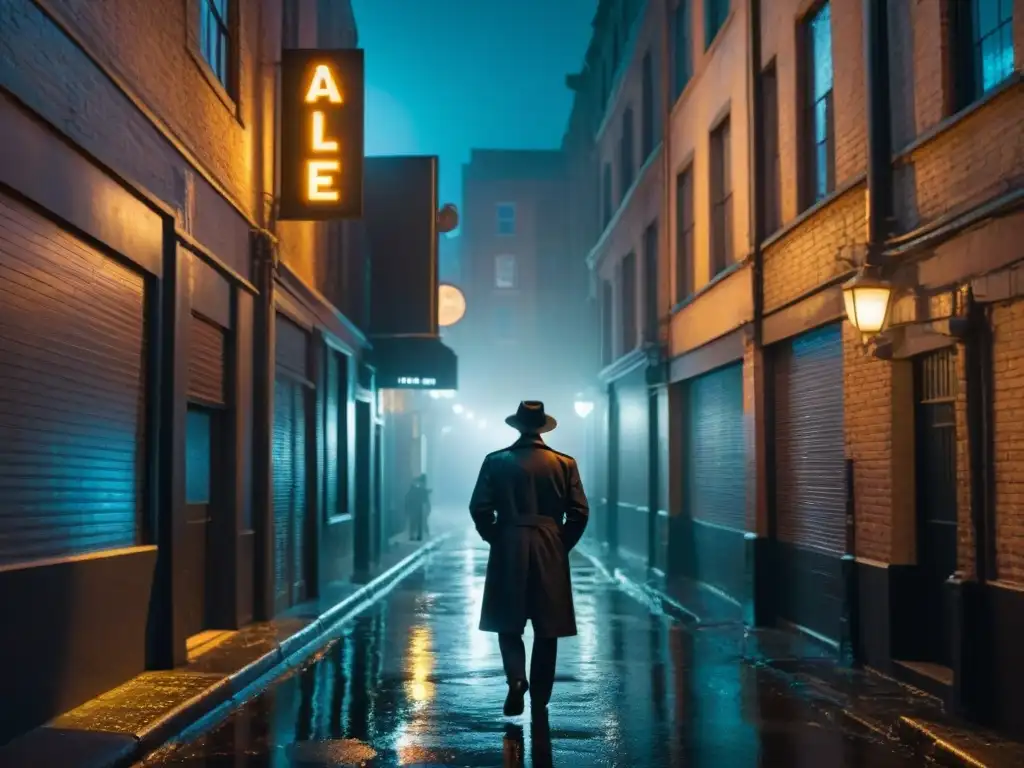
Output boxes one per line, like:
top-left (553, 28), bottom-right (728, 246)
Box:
top-left (842, 266), bottom-right (893, 340)
top-left (452, 403), bottom-right (464, 415)
top-left (574, 400), bottom-right (595, 419)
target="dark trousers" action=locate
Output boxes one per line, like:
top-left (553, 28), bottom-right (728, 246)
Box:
top-left (498, 633), bottom-right (558, 704)
top-left (409, 513), bottom-right (424, 541)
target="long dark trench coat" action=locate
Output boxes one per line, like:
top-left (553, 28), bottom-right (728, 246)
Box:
top-left (469, 434), bottom-right (590, 638)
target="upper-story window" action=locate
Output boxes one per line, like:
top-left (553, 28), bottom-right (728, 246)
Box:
top-left (620, 107), bottom-right (635, 196)
top-left (601, 280), bottom-right (614, 367)
top-left (954, 0), bottom-right (1015, 109)
top-left (710, 116), bottom-right (733, 276)
top-left (200, 0), bottom-right (232, 90)
top-left (673, 1), bottom-right (693, 99)
top-left (602, 162), bottom-right (613, 229)
top-left (496, 203), bottom-right (516, 236)
top-left (802, 2), bottom-right (835, 207)
top-left (642, 51), bottom-right (656, 159)
top-left (620, 252), bottom-right (638, 354)
top-left (760, 61), bottom-right (781, 234)
top-left (675, 166), bottom-right (694, 302)
top-left (705, 0), bottom-right (729, 50)
top-left (495, 254), bottom-right (517, 289)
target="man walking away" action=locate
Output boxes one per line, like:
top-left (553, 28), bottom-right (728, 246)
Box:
top-left (405, 474), bottom-right (429, 541)
top-left (469, 401), bottom-right (590, 717)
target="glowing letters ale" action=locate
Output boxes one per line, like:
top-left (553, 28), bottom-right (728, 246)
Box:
top-left (279, 49), bottom-right (364, 220)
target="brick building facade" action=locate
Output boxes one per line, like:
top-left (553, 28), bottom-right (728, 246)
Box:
top-left (0, 0), bottom-right (445, 745)
top-left (572, 0), bottom-right (1024, 737)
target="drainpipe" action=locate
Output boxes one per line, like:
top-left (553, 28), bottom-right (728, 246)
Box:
top-left (864, 0), bottom-right (893, 263)
top-left (744, 0), bottom-right (771, 629)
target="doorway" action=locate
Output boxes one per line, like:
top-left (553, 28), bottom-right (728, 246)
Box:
top-left (911, 347), bottom-right (959, 671)
top-left (183, 405), bottom-right (225, 639)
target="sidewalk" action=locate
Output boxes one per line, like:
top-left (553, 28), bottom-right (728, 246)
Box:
top-left (0, 534), bottom-right (449, 768)
top-left (579, 543), bottom-right (1024, 768)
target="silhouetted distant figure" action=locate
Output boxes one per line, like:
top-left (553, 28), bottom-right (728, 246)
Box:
top-left (469, 401), bottom-right (590, 717)
top-left (406, 474), bottom-right (430, 541)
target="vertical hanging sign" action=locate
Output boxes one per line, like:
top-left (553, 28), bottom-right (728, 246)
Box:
top-left (279, 49), bottom-right (365, 220)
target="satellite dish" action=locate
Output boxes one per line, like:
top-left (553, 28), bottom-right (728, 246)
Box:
top-left (438, 283), bottom-right (466, 327)
top-left (437, 203), bottom-right (459, 234)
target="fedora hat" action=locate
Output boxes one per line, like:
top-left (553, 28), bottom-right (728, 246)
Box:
top-left (505, 400), bottom-right (557, 434)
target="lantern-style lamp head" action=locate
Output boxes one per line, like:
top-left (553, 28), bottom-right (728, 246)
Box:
top-left (842, 267), bottom-right (893, 338)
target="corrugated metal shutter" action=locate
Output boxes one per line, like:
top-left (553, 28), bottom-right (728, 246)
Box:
top-left (774, 324), bottom-right (845, 550)
top-left (291, 380), bottom-right (307, 602)
top-left (686, 363), bottom-right (745, 530)
top-left (272, 376), bottom-right (293, 611)
top-left (0, 193), bottom-right (146, 564)
top-left (187, 313), bottom-right (225, 406)
top-left (276, 314), bottom-right (308, 376)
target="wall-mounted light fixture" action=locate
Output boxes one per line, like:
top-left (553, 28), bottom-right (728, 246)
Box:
top-left (842, 265), bottom-right (894, 342)
top-left (574, 400), bottom-right (595, 419)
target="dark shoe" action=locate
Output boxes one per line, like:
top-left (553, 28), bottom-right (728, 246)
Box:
top-left (503, 679), bottom-right (529, 716)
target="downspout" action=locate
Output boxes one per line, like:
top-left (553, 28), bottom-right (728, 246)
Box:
top-left (864, 0), bottom-right (893, 264)
top-left (745, 0), bottom-right (770, 628)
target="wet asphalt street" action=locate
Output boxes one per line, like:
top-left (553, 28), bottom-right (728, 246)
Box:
top-left (143, 533), bottom-right (922, 767)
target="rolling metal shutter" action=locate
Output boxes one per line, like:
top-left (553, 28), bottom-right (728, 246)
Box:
top-left (773, 323), bottom-right (845, 640)
top-left (774, 324), bottom-right (845, 550)
top-left (0, 193), bottom-right (146, 564)
top-left (187, 313), bottom-right (226, 406)
top-left (686, 363), bottom-right (745, 530)
top-left (616, 371), bottom-right (649, 560)
top-left (272, 313), bottom-right (310, 612)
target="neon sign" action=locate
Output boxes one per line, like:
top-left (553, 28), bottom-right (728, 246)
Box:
top-left (279, 49), bottom-right (364, 220)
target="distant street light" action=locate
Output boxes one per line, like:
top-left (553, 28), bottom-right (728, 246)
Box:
top-left (453, 403), bottom-right (464, 415)
top-left (441, 425), bottom-right (452, 435)
top-left (574, 400), bottom-right (595, 419)
top-left (466, 411), bottom-right (475, 421)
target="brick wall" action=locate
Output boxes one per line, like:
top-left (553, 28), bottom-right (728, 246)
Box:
top-left (991, 302), bottom-right (1024, 584)
top-left (762, 184), bottom-right (865, 313)
top-left (843, 324), bottom-right (893, 562)
top-left (51, 0), bottom-right (262, 218)
top-left (955, 344), bottom-right (975, 579)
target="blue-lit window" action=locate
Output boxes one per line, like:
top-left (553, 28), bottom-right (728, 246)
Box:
top-left (200, 0), bottom-right (232, 91)
top-left (959, 0), bottom-right (1015, 106)
top-left (673, 1), bottom-right (692, 99)
top-left (495, 254), bottom-right (517, 289)
top-left (496, 203), bottom-right (516, 236)
top-left (705, 0), bottom-right (729, 50)
top-left (186, 408), bottom-right (212, 505)
top-left (803, 2), bottom-right (835, 206)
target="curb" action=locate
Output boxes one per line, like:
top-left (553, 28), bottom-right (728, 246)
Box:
top-left (579, 546), bottom-right (993, 768)
top-left (142, 533), bottom-right (451, 762)
top-left (0, 534), bottom-right (449, 768)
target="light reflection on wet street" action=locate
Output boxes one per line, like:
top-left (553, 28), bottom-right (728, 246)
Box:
top-left (144, 534), bottom-right (920, 766)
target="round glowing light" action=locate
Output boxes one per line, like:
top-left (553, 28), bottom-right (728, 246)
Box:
top-left (842, 268), bottom-right (893, 337)
top-left (452, 404), bottom-right (464, 415)
top-left (574, 400), bottom-right (595, 419)
top-left (438, 283), bottom-right (467, 327)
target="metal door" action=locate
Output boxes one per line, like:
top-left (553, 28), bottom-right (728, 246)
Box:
top-left (0, 193), bottom-right (146, 564)
top-left (913, 347), bottom-right (958, 666)
top-left (773, 323), bottom-right (846, 641)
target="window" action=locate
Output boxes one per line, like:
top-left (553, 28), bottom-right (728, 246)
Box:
top-left (620, 253), bottom-right (638, 354)
top-left (761, 62), bottom-right (781, 235)
top-left (495, 254), bottom-right (517, 289)
top-left (675, 167), bottom-right (694, 301)
top-left (710, 117), bottom-right (733, 276)
top-left (642, 52), bottom-right (656, 159)
top-left (620, 107), bottom-right (635, 197)
top-left (602, 162), bottom-right (613, 228)
top-left (705, 0), bottom-right (729, 50)
top-left (954, 0), bottom-right (1015, 108)
top-left (200, 0), bottom-right (232, 90)
top-left (643, 222), bottom-right (659, 341)
top-left (803, 2), bottom-right (835, 206)
top-left (496, 203), bottom-right (516, 236)
top-left (673, 1), bottom-right (693, 99)
top-left (602, 280), bottom-right (614, 366)
top-left (185, 407), bottom-right (212, 505)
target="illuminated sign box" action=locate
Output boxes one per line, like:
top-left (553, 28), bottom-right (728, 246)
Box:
top-left (279, 49), bottom-right (365, 220)
top-left (371, 336), bottom-right (458, 390)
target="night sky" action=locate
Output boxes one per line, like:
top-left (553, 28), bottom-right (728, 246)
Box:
top-left (352, 0), bottom-right (596, 219)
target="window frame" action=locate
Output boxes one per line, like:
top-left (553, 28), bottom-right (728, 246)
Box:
top-left (496, 203), bottom-right (517, 236)
top-left (760, 60), bottom-right (782, 235)
top-left (673, 0), bottom-right (693, 100)
top-left (704, 0), bottom-right (729, 50)
top-left (642, 221), bottom-right (659, 341)
top-left (675, 165), bottom-right (695, 303)
top-left (189, 0), bottom-right (239, 111)
top-left (952, 0), bottom-right (1016, 110)
top-left (641, 51), bottom-right (656, 159)
top-left (620, 106), bottom-right (636, 197)
top-left (494, 253), bottom-right (518, 289)
top-left (800, 1), bottom-right (835, 209)
top-left (709, 116), bottom-right (733, 277)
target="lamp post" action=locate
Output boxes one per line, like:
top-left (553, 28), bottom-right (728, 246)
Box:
top-left (841, 266), bottom-right (894, 342)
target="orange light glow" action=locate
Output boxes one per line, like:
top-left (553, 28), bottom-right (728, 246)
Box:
top-left (304, 65), bottom-right (343, 103)
top-left (311, 111), bottom-right (339, 152)
top-left (307, 160), bottom-right (340, 201)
